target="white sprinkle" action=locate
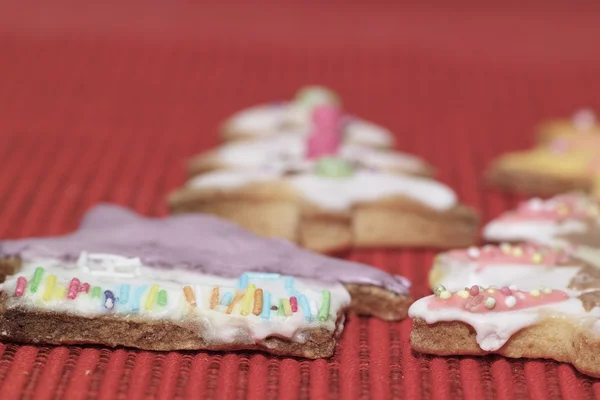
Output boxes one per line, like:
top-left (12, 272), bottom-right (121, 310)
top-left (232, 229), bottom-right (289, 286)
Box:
top-left (504, 296), bottom-right (517, 308)
top-left (467, 246), bottom-right (481, 259)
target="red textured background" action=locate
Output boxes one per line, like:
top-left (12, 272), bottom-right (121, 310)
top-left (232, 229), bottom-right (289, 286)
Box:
top-left (1, 1), bottom-right (600, 399)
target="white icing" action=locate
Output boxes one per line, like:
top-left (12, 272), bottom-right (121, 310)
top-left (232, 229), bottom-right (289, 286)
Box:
top-left (0, 255), bottom-right (351, 345)
top-left (225, 102), bottom-right (394, 147)
top-left (77, 252), bottom-right (142, 278)
top-left (409, 295), bottom-right (600, 351)
top-left (483, 219), bottom-right (588, 246)
top-left (188, 168), bottom-right (456, 211)
top-left (288, 171), bottom-right (456, 211)
top-left (214, 135), bottom-right (426, 175)
top-left (435, 254), bottom-right (581, 293)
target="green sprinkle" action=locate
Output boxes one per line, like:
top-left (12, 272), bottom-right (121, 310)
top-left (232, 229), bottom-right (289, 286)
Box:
top-left (318, 290), bottom-right (331, 322)
top-left (91, 286), bottom-right (101, 298)
top-left (278, 299), bottom-right (285, 316)
top-left (295, 86), bottom-right (340, 109)
top-left (30, 267), bottom-right (45, 293)
top-left (157, 290), bottom-right (168, 306)
top-left (315, 157), bottom-right (354, 178)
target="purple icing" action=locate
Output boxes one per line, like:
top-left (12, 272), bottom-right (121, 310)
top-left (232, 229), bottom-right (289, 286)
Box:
top-left (0, 204), bottom-right (410, 295)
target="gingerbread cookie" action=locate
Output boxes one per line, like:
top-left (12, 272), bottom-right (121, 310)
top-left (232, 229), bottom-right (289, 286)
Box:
top-left (0, 205), bottom-right (412, 358)
top-left (485, 115), bottom-right (600, 197)
top-left (221, 85), bottom-right (395, 148)
top-left (428, 243), bottom-right (600, 293)
top-left (170, 106), bottom-right (478, 253)
top-left (483, 193), bottom-right (600, 264)
top-left (409, 285), bottom-right (600, 378)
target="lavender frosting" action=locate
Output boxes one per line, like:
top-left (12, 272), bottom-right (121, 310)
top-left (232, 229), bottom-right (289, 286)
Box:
top-left (0, 204), bottom-right (410, 295)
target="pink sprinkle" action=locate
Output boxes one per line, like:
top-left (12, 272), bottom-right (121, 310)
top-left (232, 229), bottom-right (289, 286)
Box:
top-left (500, 287), bottom-right (512, 296)
top-left (469, 285), bottom-right (480, 296)
top-left (79, 283), bottom-right (90, 293)
top-left (15, 277), bottom-right (27, 297)
top-left (68, 278), bottom-right (81, 299)
top-left (290, 296), bottom-right (298, 312)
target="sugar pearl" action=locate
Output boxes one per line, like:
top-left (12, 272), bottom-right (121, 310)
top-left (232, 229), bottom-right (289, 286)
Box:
top-left (467, 246), bottom-right (481, 259)
top-left (500, 287), bottom-right (512, 296)
top-left (469, 285), bottom-right (480, 296)
top-left (540, 286), bottom-right (553, 294)
top-left (484, 297), bottom-right (496, 309)
top-left (433, 284), bottom-right (446, 296)
top-left (440, 291), bottom-right (452, 300)
top-left (500, 243), bottom-right (512, 254)
top-left (530, 289), bottom-right (541, 297)
top-left (487, 288), bottom-right (496, 293)
top-left (504, 296), bottom-right (517, 308)
top-left (457, 290), bottom-right (470, 299)
top-left (531, 253), bottom-right (543, 263)
top-left (511, 247), bottom-right (524, 257)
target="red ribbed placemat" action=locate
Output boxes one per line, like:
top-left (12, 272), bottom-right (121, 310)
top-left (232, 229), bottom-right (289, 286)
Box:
top-left (1, 1), bottom-right (600, 399)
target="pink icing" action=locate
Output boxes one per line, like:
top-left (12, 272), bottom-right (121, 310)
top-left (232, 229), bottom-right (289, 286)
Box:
top-left (446, 243), bottom-right (570, 268)
top-left (306, 105), bottom-right (342, 159)
top-left (428, 288), bottom-right (570, 313)
top-left (499, 193), bottom-right (596, 222)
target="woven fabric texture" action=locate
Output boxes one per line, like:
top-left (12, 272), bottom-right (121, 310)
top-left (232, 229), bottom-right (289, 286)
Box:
top-left (1, 1), bottom-right (600, 399)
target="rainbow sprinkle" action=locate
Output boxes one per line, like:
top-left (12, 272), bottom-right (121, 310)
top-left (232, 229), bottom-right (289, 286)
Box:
top-left (42, 275), bottom-right (57, 301)
top-left (261, 292), bottom-right (271, 320)
top-left (278, 299), bottom-right (285, 316)
top-left (119, 284), bottom-right (130, 304)
top-left (284, 277), bottom-right (294, 295)
top-left (241, 284), bottom-right (256, 316)
top-left (79, 282), bottom-right (90, 293)
top-left (253, 289), bottom-right (263, 315)
top-left (91, 286), bottom-right (102, 298)
top-left (282, 299), bottom-right (293, 316)
top-left (183, 286), bottom-right (196, 306)
top-left (53, 285), bottom-right (66, 300)
top-left (298, 294), bottom-right (311, 321)
top-left (290, 296), bottom-right (298, 312)
top-left (145, 284), bottom-right (159, 310)
top-left (15, 277), bottom-right (27, 297)
top-left (245, 273), bottom-right (280, 279)
top-left (104, 290), bottom-right (116, 309)
top-left (220, 292), bottom-right (233, 306)
top-left (157, 290), bottom-right (168, 306)
top-left (318, 290), bottom-right (331, 321)
top-left (30, 267), bottom-right (44, 293)
top-left (67, 278), bottom-right (80, 300)
top-left (131, 286), bottom-right (147, 312)
top-left (239, 274), bottom-right (249, 290)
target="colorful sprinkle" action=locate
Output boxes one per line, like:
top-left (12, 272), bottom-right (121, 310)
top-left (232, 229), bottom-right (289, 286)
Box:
top-left (298, 294), bottom-right (311, 321)
top-left (15, 277), bottom-right (27, 297)
top-left (253, 289), bottom-right (263, 316)
top-left (439, 291), bottom-right (452, 300)
top-left (314, 157), bottom-right (354, 178)
top-left (131, 286), bottom-right (147, 312)
top-left (220, 292), bottom-right (233, 306)
top-left (284, 277), bottom-right (295, 294)
top-left (30, 267), bottom-right (44, 293)
top-left (104, 290), bottom-right (116, 309)
top-left (42, 275), bottom-right (57, 301)
top-left (239, 274), bottom-right (249, 290)
top-left (226, 291), bottom-right (244, 314)
top-left (500, 287), bottom-right (512, 296)
top-left (278, 299), bottom-right (285, 316)
top-left (119, 284), bottom-right (130, 304)
top-left (241, 284), bottom-right (256, 316)
top-left (282, 299), bottom-right (293, 316)
top-left (210, 287), bottom-right (219, 310)
top-left (157, 290), bottom-right (168, 306)
top-left (433, 284), bottom-right (446, 296)
top-left (79, 283), bottom-right (90, 293)
top-left (290, 296), bottom-right (298, 312)
top-left (67, 278), bottom-right (80, 299)
top-left (309, 300), bottom-right (319, 317)
top-left (469, 285), bottom-right (480, 296)
top-left (484, 297), bottom-right (496, 309)
top-left (318, 290), bottom-right (331, 322)
top-left (261, 291), bottom-right (271, 320)
top-left (145, 284), bottom-right (159, 310)
top-left (91, 286), bottom-right (102, 298)
top-left (183, 286), bottom-right (197, 306)
top-left (505, 296), bottom-right (517, 308)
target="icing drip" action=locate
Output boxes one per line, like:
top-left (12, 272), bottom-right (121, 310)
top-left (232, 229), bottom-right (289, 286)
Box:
top-left (0, 205), bottom-right (411, 296)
